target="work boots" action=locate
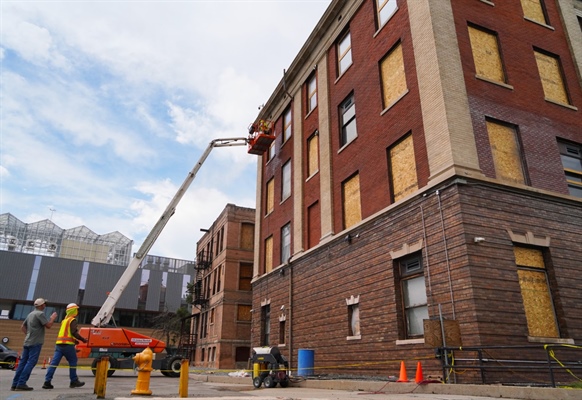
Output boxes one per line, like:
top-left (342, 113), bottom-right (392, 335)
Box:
top-left (69, 380), bottom-right (85, 388)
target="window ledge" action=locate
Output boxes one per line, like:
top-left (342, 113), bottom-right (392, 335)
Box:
top-left (527, 336), bottom-right (575, 344)
top-left (396, 338), bottom-right (425, 345)
top-left (338, 137), bottom-right (357, 154)
top-left (306, 171), bottom-right (319, 182)
top-left (475, 75), bottom-right (514, 90)
top-left (305, 107), bottom-right (317, 119)
top-left (523, 17), bottom-right (554, 31)
top-left (347, 335), bottom-right (361, 341)
top-left (479, 0), bottom-right (495, 6)
top-left (335, 63), bottom-right (353, 85)
top-left (544, 98), bottom-right (578, 111)
top-left (381, 89), bottom-right (409, 116)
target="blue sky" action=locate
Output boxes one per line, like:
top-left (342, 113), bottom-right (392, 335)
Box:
top-left (1, 0), bottom-right (331, 261)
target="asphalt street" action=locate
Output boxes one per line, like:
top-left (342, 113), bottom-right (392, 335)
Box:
top-left (0, 365), bottom-right (565, 400)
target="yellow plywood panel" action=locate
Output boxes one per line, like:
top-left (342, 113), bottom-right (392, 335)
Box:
top-left (240, 223), bottom-right (254, 251)
top-left (237, 304), bottom-right (252, 321)
top-left (517, 269), bottom-right (559, 337)
top-left (521, 0), bottom-right (547, 24)
top-left (342, 174), bottom-right (362, 229)
top-left (514, 246), bottom-right (544, 268)
top-left (266, 179), bottom-right (274, 214)
top-left (381, 43), bottom-right (407, 108)
top-left (534, 51), bottom-right (569, 104)
top-left (308, 134), bottom-right (319, 176)
top-left (486, 121), bottom-right (525, 184)
top-left (265, 236), bottom-right (273, 273)
top-left (391, 135), bottom-right (418, 201)
top-left (468, 26), bottom-right (505, 83)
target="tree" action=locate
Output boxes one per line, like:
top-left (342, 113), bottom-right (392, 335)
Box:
top-left (150, 307), bottom-right (191, 348)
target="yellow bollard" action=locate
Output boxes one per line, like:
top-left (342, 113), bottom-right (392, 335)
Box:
top-left (178, 359), bottom-right (189, 398)
top-left (131, 347), bottom-right (153, 396)
top-left (94, 356), bottom-right (109, 399)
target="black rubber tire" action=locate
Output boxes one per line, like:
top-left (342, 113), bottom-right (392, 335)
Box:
top-left (166, 356), bottom-right (183, 378)
top-left (4, 357), bottom-right (16, 370)
top-left (253, 377), bottom-right (262, 388)
top-left (263, 375), bottom-right (276, 388)
top-left (91, 356), bottom-right (117, 377)
top-left (279, 378), bottom-right (289, 388)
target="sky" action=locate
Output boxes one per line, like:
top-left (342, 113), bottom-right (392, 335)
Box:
top-left (1, 0), bottom-right (331, 261)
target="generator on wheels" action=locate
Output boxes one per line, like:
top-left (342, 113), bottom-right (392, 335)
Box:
top-left (250, 347), bottom-right (290, 388)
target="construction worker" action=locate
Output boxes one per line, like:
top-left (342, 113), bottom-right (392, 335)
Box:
top-left (11, 298), bottom-right (57, 391)
top-left (42, 303), bottom-right (88, 389)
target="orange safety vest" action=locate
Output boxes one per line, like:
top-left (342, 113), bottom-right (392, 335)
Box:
top-left (56, 316), bottom-right (76, 345)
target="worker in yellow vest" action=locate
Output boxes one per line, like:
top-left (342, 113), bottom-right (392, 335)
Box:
top-left (42, 303), bottom-right (88, 390)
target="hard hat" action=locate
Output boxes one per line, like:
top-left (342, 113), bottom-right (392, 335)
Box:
top-left (66, 303), bottom-right (79, 311)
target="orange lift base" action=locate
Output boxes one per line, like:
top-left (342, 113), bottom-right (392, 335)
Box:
top-left (248, 133), bottom-right (275, 155)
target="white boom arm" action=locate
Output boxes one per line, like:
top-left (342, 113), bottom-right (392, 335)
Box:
top-left (91, 137), bottom-right (249, 327)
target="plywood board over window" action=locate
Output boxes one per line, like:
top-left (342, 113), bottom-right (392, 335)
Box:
top-left (534, 50), bottom-right (569, 105)
top-left (307, 134), bottom-right (319, 177)
top-left (266, 179), bottom-right (274, 214)
top-left (468, 26), bottom-right (505, 83)
top-left (265, 236), bottom-right (273, 274)
top-left (486, 120), bottom-right (525, 184)
top-left (521, 0), bottom-right (547, 24)
top-left (342, 174), bottom-right (362, 229)
top-left (381, 42), bottom-right (407, 108)
top-left (514, 247), bottom-right (559, 338)
top-left (390, 134), bottom-right (418, 201)
top-left (240, 223), bottom-right (254, 251)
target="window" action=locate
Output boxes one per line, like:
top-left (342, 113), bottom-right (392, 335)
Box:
top-left (281, 223), bottom-right (291, 264)
top-left (486, 119), bottom-right (526, 184)
top-left (283, 108), bottom-right (292, 142)
top-left (338, 31), bottom-right (352, 76)
top-left (266, 178), bottom-right (274, 215)
top-left (265, 236), bottom-right (273, 274)
top-left (342, 173), bottom-right (362, 229)
top-left (346, 295), bottom-right (361, 338)
top-left (307, 132), bottom-right (319, 177)
top-left (267, 141), bottom-right (275, 161)
top-left (534, 49), bottom-right (571, 105)
top-left (398, 254), bottom-right (428, 338)
top-left (380, 42), bottom-right (407, 109)
top-left (240, 222), bottom-right (254, 251)
top-left (340, 94), bottom-right (357, 146)
top-left (558, 140), bottom-right (582, 198)
top-left (520, 0), bottom-right (548, 25)
top-left (514, 246), bottom-right (559, 337)
top-left (261, 304), bottom-right (271, 346)
top-left (239, 262), bottom-right (252, 291)
top-left (377, 0), bottom-right (397, 28)
top-left (468, 25), bottom-right (506, 84)
top-left (307, 74), bottom-right (317, 113)
top-left (237, 304), bottom-right (252, 321)
top-left (282, 160), bottom-right (291, 200)
top-left (279, 320), bottom-right (286, 345)
top-left (388, 134), bottom-right (418, 201)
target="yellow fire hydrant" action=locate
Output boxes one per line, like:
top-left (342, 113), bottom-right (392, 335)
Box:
top-left (131, 347), bottom-right (153, 396)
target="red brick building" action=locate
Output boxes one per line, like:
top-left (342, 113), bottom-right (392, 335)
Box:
top-left (250, 0), bottom-right (582, 384)
top-left (191, 204), bottom-right (255, 369)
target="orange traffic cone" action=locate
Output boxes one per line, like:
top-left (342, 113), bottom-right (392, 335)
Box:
top-left (41, 357), bottom-right (47, 369)
top-left (397, 361), bottom-right (408, 382)
top-left (415, 361), bottom-right (424, 384)
top-left (13, 353), bottom-right (20, 370)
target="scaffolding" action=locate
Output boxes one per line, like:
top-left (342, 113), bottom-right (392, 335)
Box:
top-left (0, 213), bottom-right (132, 265)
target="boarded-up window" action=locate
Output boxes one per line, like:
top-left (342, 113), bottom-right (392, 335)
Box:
top-left (342, 173), bottom-right (362, 229)
top-left (237, 304), bottom-right (252, 321)
top-left (468, 25), bottom-right (506, 83)
top-left (514, 247), bottom-right (559, 338)
top-left (307, 133), bottom-right (319, 177)
top-left (240, 222), bottom-right (254, 251)
top-left (266, 178), bottom-right (274, 215)
top-left (307, 201), bottom-right (321, 249)
top-left (389, 134), bottom-right (418, 201)
top-left (534, 50), bottom-right (569, 105)
top-left (264, 236), bottom-right (273, 273)
top-left (486, 120), bottom-right (525, 184)
top-left (521, 0), bottom-right (548, 25)
top-left (239, 263), bottom-right (253, 291)
top-left (380, 42), bottom-right (407, 108)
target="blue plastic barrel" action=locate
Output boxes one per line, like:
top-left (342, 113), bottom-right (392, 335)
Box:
top-left (297, 349), bottom-right (315, 376)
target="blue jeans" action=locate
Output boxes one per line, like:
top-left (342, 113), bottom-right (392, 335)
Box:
top-left (12, 343), bottom-right (42, 387)
top-left (44, 344), bottom-right (79, 383)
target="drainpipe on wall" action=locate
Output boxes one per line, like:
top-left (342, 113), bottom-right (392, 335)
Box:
top-left (288, 259), bottom-right (293, 373)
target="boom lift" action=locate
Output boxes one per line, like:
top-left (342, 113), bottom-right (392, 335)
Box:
top-left (76, 137), bottom-right (260, 377)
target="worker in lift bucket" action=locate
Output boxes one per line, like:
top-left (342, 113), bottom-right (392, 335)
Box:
top-left (42, 303), bottom-right (88, 389)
